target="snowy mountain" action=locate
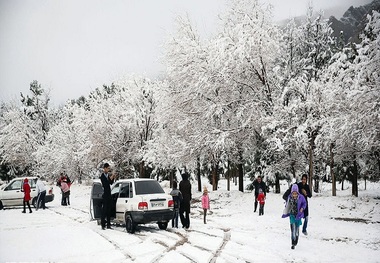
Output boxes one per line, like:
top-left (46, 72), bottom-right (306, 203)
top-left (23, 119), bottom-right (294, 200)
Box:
top-left (329, 0), bottom-right (380, 43)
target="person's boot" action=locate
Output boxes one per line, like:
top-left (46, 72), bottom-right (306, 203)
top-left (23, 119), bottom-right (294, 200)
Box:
top-left (254, 203), bottom-right (257, 212)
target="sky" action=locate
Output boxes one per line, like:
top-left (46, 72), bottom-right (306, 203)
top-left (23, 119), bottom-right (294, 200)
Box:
top-left (0, 0), bottom-right (373, 106)
top-left (0, 177), bottom-right (379, 262)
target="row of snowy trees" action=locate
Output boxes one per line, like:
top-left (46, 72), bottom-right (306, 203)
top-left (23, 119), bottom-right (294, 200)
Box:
top-left (0, 0), bottom-right (379, 196)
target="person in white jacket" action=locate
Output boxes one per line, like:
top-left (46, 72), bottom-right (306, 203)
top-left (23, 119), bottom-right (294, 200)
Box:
top-left (36, 177), bottom-right (47, 210)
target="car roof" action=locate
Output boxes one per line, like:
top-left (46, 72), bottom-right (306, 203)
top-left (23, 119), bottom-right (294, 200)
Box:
top-left (92, 178), bottom-right (158, 184)
top-left (12, 177), bottom-right (38, 180)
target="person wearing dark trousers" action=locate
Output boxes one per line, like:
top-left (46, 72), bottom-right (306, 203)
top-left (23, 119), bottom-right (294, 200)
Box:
top-left (170, 181), bottom-right (182, 228)
top-left (100, 163), bottom-right (116, 230)
top-left (252, 176), bottom-right (266, 213)
top-left (298, 174), bottom-right (312, 235)
top-left (179, 173), bottom-right (192, 229)
top-left (22, 178), bottom-right (32, 213)
top-left (36, 177), bottom-right (47, 210)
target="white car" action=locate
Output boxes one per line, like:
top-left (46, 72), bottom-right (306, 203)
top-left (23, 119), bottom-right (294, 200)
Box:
top-left (90, 178), bottom-right (174, 233)
top-left (0, 177), bottom-right (54, 209)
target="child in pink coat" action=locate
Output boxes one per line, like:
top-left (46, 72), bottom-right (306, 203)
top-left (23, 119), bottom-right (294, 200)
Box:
top-left (201, 187), bottom-right (210, 224)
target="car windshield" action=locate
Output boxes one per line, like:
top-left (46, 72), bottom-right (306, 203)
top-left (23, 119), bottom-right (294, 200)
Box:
top-left (135, 181), bottom-right (165, 195)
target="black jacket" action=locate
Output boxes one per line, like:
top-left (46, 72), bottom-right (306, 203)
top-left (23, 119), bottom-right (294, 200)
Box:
top-left (100, 173), bottom-right (114, 199)
top-left (253, 180), bottom-right (266, 196)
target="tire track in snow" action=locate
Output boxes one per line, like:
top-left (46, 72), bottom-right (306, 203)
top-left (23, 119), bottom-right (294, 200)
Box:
top-left (209, 228), bottom-right (231, 263)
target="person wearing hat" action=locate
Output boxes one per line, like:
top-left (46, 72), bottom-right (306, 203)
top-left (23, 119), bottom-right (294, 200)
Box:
top-left (22, 178), bottom-right (32, 213)
top-left (201, 186), bottom-right (210, 224)
top-left (282, 184), bottom-right (307, 249)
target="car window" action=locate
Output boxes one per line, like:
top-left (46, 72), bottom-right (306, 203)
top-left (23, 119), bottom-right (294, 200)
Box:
top-left (6, 180), bottom-right (22, 191)
top-left (92, 183), bottom-right (104, 197)
top-left (119, 183), bottom-right (130, 198)
top-left (29, 179), bottom-right (36, 188)
top-left (111, 183), bottom-right (121, 195)
top-left (135, 181), bottom-right (164, 195)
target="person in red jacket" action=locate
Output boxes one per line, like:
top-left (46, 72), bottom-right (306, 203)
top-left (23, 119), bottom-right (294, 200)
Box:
top-left (257, 188), bottom-right (266, 216)
top-left (22, 178), bottom-right (32, 213)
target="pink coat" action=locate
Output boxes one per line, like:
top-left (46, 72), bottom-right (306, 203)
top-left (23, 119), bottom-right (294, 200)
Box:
top-left (201, 194), bottom-right (210, 209)
top-left (61, 181), bottom-right (70, 193)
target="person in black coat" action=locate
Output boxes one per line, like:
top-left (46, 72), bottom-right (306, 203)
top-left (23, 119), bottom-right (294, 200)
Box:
top-left (179, 173), bottom-right (192, 229)
top-left (297, 174), bottom-right (312, 235)
top-left (100, 163), bottom-right (116, 230)
top-left (252, 176), bottom-right (266, 213)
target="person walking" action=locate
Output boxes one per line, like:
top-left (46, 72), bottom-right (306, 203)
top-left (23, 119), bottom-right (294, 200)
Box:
top-left (170, 181), bottom-right (182, 228)
top-left (179, 173), bottom-right (192, 229)
top-left (257, 188), bottom-right (266, 216)
top-left (298, 174), bottom-right (312, 235)
top-left (100, 163), bottom-right (116, 230)
top-left (22, 178), bottom-right (32, 213)
top-left (36, 177), bottom-right (47, 210)
top-left (252, 176), bottom-right (266, 213)
top-left (282, 184), bottom-right (307, 249)
top-left (201, 186), bottom-right (210, 224)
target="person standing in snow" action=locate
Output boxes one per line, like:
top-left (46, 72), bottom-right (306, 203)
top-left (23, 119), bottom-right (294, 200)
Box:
top-left (179, 172), bottom-right (192, 229)
top-left (60, 179), bottom-right (71, 206)
top-left (282, 184), bottom-right (307, 249)
top-left (36, 176), bottom-right (47, 210)
top-left (252, 176), bottom-right (266, 213)
top-left (257, 188), bottom-right (266, 216)
top-left (22, 178), bottom-right (32, 213)
top-left (298, 174), bottom-right (312, 235)
top-left (100, 163), bottom-right (116, 230)
top-left (170, 181), bottom-right (182, 228)
top-left (201, 186), bottom-right (210, 224)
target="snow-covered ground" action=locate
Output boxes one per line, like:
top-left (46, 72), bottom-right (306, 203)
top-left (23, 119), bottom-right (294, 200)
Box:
top-left (1, 178), bottom-right (379, 263)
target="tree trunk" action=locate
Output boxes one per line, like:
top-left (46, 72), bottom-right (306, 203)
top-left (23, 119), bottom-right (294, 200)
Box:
top-left (275, 172), bottom-right (280, 193)
top-left (352, 159), bottom-right (358, 197)
top-left (308, 145), bottom-right (314, 192)
top-left (139, 161), bottom-right (145, 178)
top-left (227, 160), bottom-right (231, 191)
top-left (170, 169), bottom-right (173, 188)
top-left (197, 157), bottom-right (201, 192)
top-left (331, 143), bottom-right (336, 196)
top-left (238, 163), bottom-right (244, 192)
top-left (211, 164), bottom-right (217, 191)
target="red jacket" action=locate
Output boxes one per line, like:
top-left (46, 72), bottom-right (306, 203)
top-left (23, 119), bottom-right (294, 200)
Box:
top-left (257, 192), bottom-right (265, 205)
top-left (23, 179), bottom-right (31, 201)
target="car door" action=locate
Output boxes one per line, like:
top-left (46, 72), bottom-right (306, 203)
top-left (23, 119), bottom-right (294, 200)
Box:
top-left (90, 181), bottom-right (103, 220)
top-left (1, 179), bottom-right (24, 206)
top-left (115, 182), bottom-right (133, 221)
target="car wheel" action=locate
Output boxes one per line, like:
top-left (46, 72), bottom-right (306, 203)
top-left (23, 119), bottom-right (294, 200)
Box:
top-left (0, 201), bottom-right (3, 210)
top-left (158, 222), bottom-right (168, 230)
top-left (125, 214), bottom-right (136, 234)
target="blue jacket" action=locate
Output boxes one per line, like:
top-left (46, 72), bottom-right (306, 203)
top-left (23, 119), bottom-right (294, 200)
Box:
top-left (282, 184), bottom-right (307, 220)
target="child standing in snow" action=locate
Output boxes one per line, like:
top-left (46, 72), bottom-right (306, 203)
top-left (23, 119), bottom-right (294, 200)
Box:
top-left (257, 188), bottom-right (265, 216)
top-left (170, 181), bottom-right (182, 228)
top-left (282, 184), bottom-right (307, 249)
top-left (201, 186), bottom-right (210, 224)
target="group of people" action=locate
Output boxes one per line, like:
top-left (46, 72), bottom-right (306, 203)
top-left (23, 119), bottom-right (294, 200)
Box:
top-left (169, 173), bottom-right (210, 228)
top-left (98, 162), bottom-right (311, 250)
top-left (22, 176), bottom-right (47, 213)
top-left (57, 173), bottom-right (72, 206)
top-left (251, 174), bottom-right (312, 249)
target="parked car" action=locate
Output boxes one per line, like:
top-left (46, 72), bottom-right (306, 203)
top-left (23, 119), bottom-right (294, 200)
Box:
top-left (90, 178), bottom-right (174, 233)
top-left (0, 177), bottom-right (54, 210)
